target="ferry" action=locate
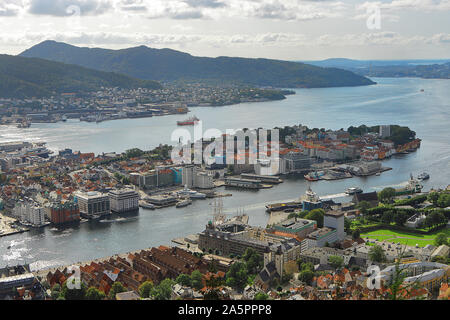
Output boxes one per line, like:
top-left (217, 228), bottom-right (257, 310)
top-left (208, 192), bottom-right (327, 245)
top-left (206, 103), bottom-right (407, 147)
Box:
top-left (346, 187), bottom-right (363, 195)
top-left (177, 115), bottom-right (199, 126)
top-left (177, 186), bottom-right (206, 199)
top-left (176, 199), bottom-right (192, 208)
top-left (417, 172), bottom-right (430, 180)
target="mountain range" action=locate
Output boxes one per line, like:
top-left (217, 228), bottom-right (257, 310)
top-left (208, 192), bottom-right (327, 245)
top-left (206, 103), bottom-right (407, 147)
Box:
top-left (302, 58), bottom-right (450, 79)
top-left (0, 54), bottom-right (162, 99)
top-left (19, 41), bottom-right (375, 88)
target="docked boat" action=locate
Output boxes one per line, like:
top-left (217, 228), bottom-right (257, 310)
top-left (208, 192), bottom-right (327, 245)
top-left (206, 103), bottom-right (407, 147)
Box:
top-left (346, 187), bottom-right (363, 195)
top-left (177, 186), bottom-right (206, 199)
top-left (139, 200), bottom-right (156, 210)
top-left (177, 115), bottom-right (199, 126)
top-left (417, 172), bottom-right (430, 180)
top-left (17, 121), bottom-right (31, 128)
top-left (176, 199), bottom-right (192, 208)
top-left (395, 174), bottom-right (423, 195)
top-left (304, 171), bottom-right (319, 181)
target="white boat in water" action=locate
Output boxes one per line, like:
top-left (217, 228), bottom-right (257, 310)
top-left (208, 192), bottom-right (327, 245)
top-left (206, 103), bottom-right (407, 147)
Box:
top-left (176, 199), bottom-right (193, 208)
top-left (346, 187), bottom-right (363, 195)
top-left (177, 185), bottom-right (206, 199)
top-left (417, 172), bottom-right (430, 180)
top-left (139, 200), bottom-right (156, 210)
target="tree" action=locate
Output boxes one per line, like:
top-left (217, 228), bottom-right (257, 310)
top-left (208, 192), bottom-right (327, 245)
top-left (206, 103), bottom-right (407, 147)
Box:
top-left (176, 274), bottom-right (192, 287)
top-left (437, 193), bottom-right (450, 208)
top-left (298, 270), bottom-right (314, 285)
top-left (190, 270), bottom-right (204, 290)
top-left (151, 279), bottom-right (175, 300)
top-left (85, 287), bottom-right (106, 300)
top-left (225, 262), bottom-right (248, 291)
top-left (300, 262), bottom-right (314, 272)
top-left (393, 211), bottom-right (408, 226)
top-left (352, 229), bottom-right (361, 240)
top-left (138, 281), bottom-right (154, 298)
top-left (344, 217), bottom-right (351, 233)
top-left (305, 209), bottom-right (325, 228)
top-left (369, 245), bottom-right (386, 263)
top-left (357, 201), bottom-right (371, 215)
top-left (243, 248), bottom-right (263, 274)
top-left (328, 255), bottom-right (344, 270)
top-left (378, 187), bottom-right (396, 203)
top-left (427, 192), bottom-right (440, 206)
top-left (60, 280), bottom-right (87, 300)
top-left (381, 210), bottom-right (394, 224)
top-left (434, 233), bottom-right (448, 246)
top-left (108, 282), bottom-right (126, 300)
top-left (254, 292), bottom-right (269, 300)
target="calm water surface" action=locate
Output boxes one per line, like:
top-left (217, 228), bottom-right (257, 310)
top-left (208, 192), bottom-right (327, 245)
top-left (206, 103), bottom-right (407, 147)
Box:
top-left (0, 77), bottom-right (449, 270)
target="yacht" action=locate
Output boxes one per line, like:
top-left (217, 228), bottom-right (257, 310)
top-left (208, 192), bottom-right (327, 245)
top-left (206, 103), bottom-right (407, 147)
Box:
top-left (346, 187), bottom-right (363, 195)
top-left (177, 185), bottom-right (206, 199)
top-left (176, 199), bottom-right (193, 208)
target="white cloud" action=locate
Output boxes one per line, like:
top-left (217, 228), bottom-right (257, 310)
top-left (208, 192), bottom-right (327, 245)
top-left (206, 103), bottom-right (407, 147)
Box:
top-left (28, 0), bottom-right (112, 16)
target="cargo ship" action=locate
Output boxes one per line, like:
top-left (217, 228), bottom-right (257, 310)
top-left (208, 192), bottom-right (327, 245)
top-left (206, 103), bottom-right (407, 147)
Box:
top-left (177, 115), bottom-right (199, 126)
top-left (395, 174), bottom-right (423, 196)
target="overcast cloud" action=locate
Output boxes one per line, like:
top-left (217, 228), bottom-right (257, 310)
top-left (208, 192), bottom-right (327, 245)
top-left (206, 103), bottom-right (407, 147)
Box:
top-left (0, 0), bottom-right (448, 59)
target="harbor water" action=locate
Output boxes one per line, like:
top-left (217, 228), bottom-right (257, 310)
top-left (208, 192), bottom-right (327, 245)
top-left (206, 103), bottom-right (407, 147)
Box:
top-left (0, 77), bottom-right (449, 270)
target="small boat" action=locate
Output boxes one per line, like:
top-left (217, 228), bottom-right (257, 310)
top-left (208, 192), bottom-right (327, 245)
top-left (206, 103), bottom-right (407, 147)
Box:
top-left (176, 199), bottom-right (192, 208)
top-left (304, 171), bottom-right (319, 181)
top-left (375, 172), bottom-right (381, 176)
top-left (177, 115), bottom-right (199, 126)
top-left (346, 187), bottom-right (363, 195)
top-left (139, 201), bottom-right (156, 210)
top-left (417, 172), bottom-right (430, 180)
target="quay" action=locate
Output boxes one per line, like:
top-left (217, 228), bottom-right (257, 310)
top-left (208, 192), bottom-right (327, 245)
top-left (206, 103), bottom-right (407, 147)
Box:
top-left (240, 173), bottom-right (283, 184)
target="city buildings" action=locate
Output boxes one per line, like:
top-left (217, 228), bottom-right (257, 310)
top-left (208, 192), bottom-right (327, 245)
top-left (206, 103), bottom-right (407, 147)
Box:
top-left (74, 191), bottom-right (110, 219)
top-left (12, 201), bottom-right (46, 227)
top-left (47, 201), bottom-right (80, 225)
top-left (182, 165), bottom-right (214, 189)
top-left (108, 188), bottom-right (139, 213)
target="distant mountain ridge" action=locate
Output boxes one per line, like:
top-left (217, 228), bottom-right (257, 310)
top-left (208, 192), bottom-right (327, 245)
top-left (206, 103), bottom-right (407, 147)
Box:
top-left (19, 41), bottom-right (376, 88)
top-left (302, 58), bottom-right (450, 79)
top-left (0, 54), bottom-right (162, 98)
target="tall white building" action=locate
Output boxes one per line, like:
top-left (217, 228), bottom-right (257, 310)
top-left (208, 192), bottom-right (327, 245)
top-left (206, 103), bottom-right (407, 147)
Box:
top-left (379, 125), bottom-right (391, 138)
top-left (182, 165), bottom-right (214, 189)
top-left (13, 202), bottom-right (46, 227)
top-left (108, 188), bottom-right (139, 213)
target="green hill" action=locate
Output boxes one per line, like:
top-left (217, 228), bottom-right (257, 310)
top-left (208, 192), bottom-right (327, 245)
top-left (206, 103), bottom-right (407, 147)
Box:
top-left (0, 54), bottom-right (162, 98)
top-left (20, 40), bottom-right (376, 88)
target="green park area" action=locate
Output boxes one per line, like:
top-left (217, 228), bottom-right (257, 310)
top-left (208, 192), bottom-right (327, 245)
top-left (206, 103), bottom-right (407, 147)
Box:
top-left (361, 228), bottom-right (450, 247)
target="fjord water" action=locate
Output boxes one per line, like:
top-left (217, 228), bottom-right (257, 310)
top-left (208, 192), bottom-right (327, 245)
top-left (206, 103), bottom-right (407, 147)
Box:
top-left (1, 77), bottom-right (449, 270)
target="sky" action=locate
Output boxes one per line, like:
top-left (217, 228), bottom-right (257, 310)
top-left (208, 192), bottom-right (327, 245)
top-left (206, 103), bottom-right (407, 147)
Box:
top-left (0, 0), bottom-right (449, 60)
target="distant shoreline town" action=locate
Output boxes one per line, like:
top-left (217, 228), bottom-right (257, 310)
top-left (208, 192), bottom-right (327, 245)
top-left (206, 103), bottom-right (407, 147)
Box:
top-left (0, 85), bottom-right (294, 126)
